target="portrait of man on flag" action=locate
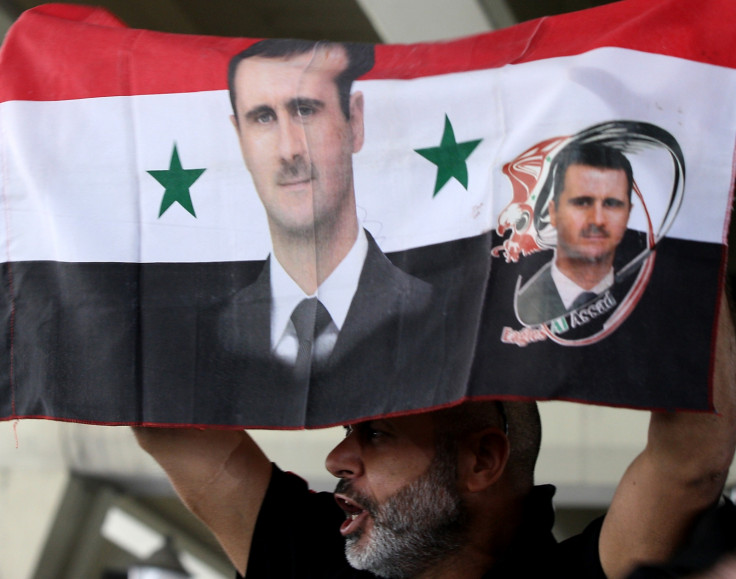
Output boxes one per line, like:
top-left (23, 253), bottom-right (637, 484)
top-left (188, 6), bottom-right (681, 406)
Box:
top-left (191, 39), bottom-right (450, 426)
top-left (494, 121), bottom-right (685, 343)
top-left (515, 141), bottom-right (636, 326)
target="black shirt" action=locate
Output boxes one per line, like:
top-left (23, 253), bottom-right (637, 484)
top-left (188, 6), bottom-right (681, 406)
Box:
top-left (241, 465), bottom-right (608, 578)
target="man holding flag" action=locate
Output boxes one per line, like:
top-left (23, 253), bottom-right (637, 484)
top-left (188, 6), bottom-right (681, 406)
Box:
top-left (136, 289), bottom-right (736, 577)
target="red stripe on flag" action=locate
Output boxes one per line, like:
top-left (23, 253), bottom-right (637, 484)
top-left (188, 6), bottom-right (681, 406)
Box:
top-left (0, 0), bottom-right (734, 102)
top-left (0, 4), bottom-right (257, 102)
top-left (374, 0), bottom-right (736, 77)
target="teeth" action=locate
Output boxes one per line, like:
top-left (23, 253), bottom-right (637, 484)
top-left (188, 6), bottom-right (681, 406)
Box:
top-left (350, 513), bottom-right (359, 520)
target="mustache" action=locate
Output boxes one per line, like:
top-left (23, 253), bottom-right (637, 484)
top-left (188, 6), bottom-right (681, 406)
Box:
top-left (580, 224), bottom-right (609, 237)
top-left (335, 477), bottom-right (349, 494)
top-left (276, 156), bottom-right (317, 184)
top-left (335, 479), bottom-right (377, 516)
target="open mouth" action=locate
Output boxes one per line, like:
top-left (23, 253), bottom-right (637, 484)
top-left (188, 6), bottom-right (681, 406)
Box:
top-left (335, 493), bottom-right (370, 536)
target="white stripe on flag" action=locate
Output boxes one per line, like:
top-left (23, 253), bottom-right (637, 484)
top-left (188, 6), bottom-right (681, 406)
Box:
top-left (1, 47), bottom-right (734, 264)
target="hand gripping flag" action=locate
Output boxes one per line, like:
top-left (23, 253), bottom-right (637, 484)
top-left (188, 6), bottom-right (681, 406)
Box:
top-left (0, 0), bottom-right (733, 428)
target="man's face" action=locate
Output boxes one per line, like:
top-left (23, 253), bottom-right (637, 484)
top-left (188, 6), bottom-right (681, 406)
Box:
top-left (549, 163), bottom-right (632, 266)
top-left (326, 415), bottom-right (466, 578)
top-left (230, 46), bottom-right (364, 239)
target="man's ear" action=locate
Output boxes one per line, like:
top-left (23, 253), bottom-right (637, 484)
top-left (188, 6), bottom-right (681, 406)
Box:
top-left (349, 92), bottom-right (365, 153)
top-left (230, 114), bottom-right (239, 130)
top-left (458, 428), bottom-right (510, 493)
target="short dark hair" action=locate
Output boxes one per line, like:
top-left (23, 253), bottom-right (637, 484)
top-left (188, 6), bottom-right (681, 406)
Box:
top-left (552, 142), bottom-right (634, 204)
top-left (227, 38), bottom-right (375, 121)
top-left (432, 400), bottom-right (542, 490)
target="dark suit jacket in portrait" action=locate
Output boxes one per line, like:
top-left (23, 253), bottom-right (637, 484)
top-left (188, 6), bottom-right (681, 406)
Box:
top-left (194, 230), bottom-right (454, 427)
top-left (514, 262), bottom-right (568, 326)
top-left (514, 229), bottom-right (649, 327)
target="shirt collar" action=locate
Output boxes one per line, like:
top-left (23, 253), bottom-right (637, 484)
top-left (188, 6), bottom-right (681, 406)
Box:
top-left (270, 228), bottom-right (368, 347)
top-left (551, 261), bottom-right (614, 310)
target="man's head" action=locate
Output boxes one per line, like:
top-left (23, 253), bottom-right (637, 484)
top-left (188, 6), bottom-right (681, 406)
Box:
top-left (325, 401), bottom-right (541, 578)
top-left (548, 143), bottom-right (633, 271)
top-left (227, 40), bottom-right (374, 242)
top-left (228, 39), bottom-right (374, 122)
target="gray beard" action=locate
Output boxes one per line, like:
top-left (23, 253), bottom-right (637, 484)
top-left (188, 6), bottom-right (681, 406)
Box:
top-left (339, 447), bottom-right (467, 579)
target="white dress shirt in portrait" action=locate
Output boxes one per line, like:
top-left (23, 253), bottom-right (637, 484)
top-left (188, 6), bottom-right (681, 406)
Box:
top-left (270, 228), bottom-right (369, 365)
top-left (551, 261), bottom-right (614, 311)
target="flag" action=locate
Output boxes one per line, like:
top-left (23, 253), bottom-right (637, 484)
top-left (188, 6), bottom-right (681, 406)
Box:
top-left (0, 0), bottom-right (733, 428)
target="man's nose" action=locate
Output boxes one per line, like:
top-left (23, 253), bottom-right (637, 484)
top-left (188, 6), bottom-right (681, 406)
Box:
top-left (589, 201), bottom-right (605, 225)
top-left (278, 117), bottom-right (307, 161)
top-left (325, 432), bottom-right (363, 479)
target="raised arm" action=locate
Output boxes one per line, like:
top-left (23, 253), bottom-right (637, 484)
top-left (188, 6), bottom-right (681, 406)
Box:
top-left (600, 289), bottom-right (736, 579)
top-left (132, 427), bottom-right (272, 575)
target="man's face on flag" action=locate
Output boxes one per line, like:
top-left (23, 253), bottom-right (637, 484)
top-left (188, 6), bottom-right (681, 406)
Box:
top-left (549, 163), bottom-right (632, 267)
top-left (230, 46), bottom-right (364, 239)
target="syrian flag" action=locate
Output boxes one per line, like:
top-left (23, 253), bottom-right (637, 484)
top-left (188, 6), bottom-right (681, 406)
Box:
top-left (0, 0), bottom-right (733, 428)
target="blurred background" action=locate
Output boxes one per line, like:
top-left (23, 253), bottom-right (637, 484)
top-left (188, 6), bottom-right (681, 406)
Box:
top-left (0, 1), bottom-right (733, 577)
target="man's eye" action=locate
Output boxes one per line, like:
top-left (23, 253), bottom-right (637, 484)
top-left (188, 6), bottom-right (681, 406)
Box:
top-left (248, 109), bottom-right (276, 124)
top-left (570, 197), bottom-right (593, 207)
top-left (603, 199), bottom-right (625, 208)
top-left (362, 425), bottom-right (388, 442)
top-left (348, 423), bottom-right (386, 442)
top-left (296, 106), bottom-right (315, 118)
top-left (256, 112), bottom-right (275, 124)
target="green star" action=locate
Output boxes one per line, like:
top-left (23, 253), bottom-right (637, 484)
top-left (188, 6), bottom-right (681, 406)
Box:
top-left (148, 144), bottom-right (206, 218)
top-left (414, 115), bottom-right (482, 196)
